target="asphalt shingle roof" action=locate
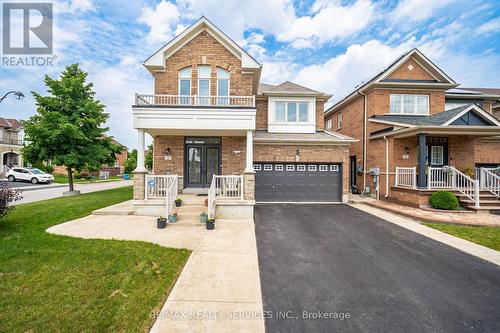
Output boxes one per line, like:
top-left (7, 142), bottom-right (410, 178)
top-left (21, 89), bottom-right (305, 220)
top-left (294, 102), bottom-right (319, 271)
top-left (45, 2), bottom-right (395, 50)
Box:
top-left (257, 81), bottom-right (324, 95)
top-left (370, 104), bottom-right (472, 126)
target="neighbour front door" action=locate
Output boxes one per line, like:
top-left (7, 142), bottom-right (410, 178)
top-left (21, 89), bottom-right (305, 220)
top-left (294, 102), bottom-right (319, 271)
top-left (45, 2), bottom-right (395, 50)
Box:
top-left (185, 137), bottom-right (221, 188)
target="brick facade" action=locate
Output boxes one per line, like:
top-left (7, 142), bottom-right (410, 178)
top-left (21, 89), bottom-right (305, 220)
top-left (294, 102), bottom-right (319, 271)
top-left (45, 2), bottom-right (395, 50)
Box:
top-left (221, 136), bottom-right (246, 175)
top-left (153, 136), bottom-right (184, 175)
top-left (154, 31), bottom-right (255, 97)
top-left (386, 59), bottom-right (435, 81)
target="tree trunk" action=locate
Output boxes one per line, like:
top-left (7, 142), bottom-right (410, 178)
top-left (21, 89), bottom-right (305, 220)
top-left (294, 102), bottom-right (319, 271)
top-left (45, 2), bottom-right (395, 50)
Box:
top-left (67, 166), bottom-right (74, 192)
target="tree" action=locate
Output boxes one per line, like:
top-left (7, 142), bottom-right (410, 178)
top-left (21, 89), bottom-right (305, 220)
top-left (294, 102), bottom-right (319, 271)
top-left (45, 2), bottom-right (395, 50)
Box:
top-left (23, 64), bottom-right (121, 193)
top-left (145, 144), bottom-right (153, 171)
top-left (123, 149), bottom-right (137, 174)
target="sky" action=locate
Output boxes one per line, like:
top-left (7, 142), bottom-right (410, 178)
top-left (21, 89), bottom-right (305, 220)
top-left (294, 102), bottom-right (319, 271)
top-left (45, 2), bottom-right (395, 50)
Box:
top-left (1, 0), bottom-right (499, 149)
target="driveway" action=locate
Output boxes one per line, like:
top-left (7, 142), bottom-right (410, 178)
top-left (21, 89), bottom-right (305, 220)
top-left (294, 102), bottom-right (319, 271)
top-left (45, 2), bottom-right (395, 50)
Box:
top-left (255, 204), bottom-right (500, 333)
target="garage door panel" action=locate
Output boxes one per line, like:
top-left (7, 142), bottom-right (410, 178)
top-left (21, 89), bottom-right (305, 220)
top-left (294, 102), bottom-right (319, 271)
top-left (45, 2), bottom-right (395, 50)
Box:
top-left (255, 163), bottom-right (342, 202)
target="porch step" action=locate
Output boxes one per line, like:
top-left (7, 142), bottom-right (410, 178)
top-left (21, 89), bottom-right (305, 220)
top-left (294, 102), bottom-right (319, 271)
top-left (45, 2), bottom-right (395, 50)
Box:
top-left (465, 205), bottom-right (500, 213)
top-left (461, 199), bottom-right (500, 206)
top-left (174, 205), bottom-right (207, 214)
top-left (177, 194), bottom-right (207, 205)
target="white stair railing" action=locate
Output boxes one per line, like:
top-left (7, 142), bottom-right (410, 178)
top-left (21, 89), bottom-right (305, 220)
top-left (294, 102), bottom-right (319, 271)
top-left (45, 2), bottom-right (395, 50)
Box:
top-left (165, 176), bottom-right (178, 218)
top-left (145, 175), bottom-right (177, 199)
top-left (208, 175), bottom-right (244, 218)
top-left (480, 168), bottom-right (500, 198)
top-left (395, 167), bottom-right (417, 188)
top-left (428, 167), bottom-right (454, 189)
top-left (428, 166), bottom-right (480, 208)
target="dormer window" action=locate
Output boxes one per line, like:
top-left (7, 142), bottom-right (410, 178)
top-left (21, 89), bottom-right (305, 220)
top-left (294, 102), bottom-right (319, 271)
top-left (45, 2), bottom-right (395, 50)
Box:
top-left (217, 68), bottom-right (230, 105)
top-left (179, 67), bottom-right (192, 104)
top-left (197, 65), bottom-right (211, 105)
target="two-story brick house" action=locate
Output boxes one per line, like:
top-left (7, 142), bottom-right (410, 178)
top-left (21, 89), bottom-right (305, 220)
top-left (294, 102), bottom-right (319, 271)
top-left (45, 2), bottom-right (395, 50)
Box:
top-left (132, 17), bottom-right (355, 217)
top-left (324, 48), bottom-right (500, 211)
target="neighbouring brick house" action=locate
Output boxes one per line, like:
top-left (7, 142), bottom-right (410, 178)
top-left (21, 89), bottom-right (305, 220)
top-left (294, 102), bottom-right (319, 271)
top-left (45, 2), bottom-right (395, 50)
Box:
top-left (0, 117), bottom-right (24, 173)
top-left (132, 17), bottom-right (355, 217)
top-left (324, 48), bottom-right (500, 212)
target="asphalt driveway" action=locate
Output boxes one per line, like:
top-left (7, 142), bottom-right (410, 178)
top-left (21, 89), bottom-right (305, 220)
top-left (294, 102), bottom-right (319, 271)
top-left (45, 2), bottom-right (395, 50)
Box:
top-left (255, 204), bottom-right (500, 333)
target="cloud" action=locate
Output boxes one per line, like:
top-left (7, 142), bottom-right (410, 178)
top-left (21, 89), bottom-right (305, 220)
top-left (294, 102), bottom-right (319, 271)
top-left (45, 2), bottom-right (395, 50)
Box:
top-left (277, 0), bottom-right (375, 45)
top-left (476, 17), bottom-right (500, 35)
top-left (392, 0), bottom-right (452, 22)
top-left (138, 0), bottom-right (180, 44)
top-left (57, 0), bottom-right (96, 14)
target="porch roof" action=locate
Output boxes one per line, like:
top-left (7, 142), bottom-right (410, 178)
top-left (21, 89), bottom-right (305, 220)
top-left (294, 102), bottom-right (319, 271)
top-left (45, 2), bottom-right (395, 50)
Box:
top-left (369, 104), bottom-right (500, 139)
top-left (254, 130), bottom-right (357, 145)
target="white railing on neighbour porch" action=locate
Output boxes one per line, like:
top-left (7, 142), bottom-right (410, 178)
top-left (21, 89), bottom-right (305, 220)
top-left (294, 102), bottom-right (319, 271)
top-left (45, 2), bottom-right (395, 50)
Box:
top-left (208, 175), bottom-right (244, 218)
top-left (480, 168), bottom-right (500, 198)
top-left (395, 167), bottom-right (417, 188)
top-left (135, 94), bottom-right (255, 107)
top-left (165, 176), bottom-right (178, 218)
top-left (145, 175), bottom-right (177, 199)
top-left (428, 167), bottom-right (454, 189)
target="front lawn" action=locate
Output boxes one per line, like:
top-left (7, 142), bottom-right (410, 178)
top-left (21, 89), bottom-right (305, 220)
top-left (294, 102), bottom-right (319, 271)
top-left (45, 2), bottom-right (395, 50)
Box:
top-left (0, 186), bottom-right (190, 332)
top-left (423, 222), bottom-right (500, 251)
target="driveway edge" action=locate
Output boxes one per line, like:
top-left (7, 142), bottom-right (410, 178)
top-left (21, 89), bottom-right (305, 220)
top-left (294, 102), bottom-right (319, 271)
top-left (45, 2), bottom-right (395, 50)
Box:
top-left (350, 203), bottom-right (500, 267)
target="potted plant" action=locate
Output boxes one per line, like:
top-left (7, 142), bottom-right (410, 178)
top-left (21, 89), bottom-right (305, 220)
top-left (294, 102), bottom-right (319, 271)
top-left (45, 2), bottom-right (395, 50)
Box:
top-left (168, 212), bottom-right (178, 223)
top-left (157, 216), bottom-right (167, 229)
top-left (206, 218), bottom-right (215, 230)
top-left (204, 198), bottom-right (208, 207)
top-left (175, 198), bottom-right (182, 207)
top-left (199, 212), bottom-right (208, 223)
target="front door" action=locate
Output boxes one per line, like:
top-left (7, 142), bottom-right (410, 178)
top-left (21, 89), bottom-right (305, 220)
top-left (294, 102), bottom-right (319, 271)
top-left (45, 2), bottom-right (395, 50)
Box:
top-left (185, 137), bottom-right (221, 188)
top-left (426, 137), bottom-right (448, 167)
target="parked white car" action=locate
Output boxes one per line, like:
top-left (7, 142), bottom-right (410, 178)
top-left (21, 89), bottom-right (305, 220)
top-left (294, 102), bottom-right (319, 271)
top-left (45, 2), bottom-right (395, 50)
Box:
top-left (6, 167), bottom-right (54, 184)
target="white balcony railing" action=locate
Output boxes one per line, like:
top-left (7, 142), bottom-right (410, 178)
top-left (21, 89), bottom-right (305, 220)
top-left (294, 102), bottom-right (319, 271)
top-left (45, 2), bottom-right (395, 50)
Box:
top-left (145, 174), bottom-right (178, 200)
top-left (208, 175), bottom-right (244, 218)
top-left (428, 167), bottom-right (454, 189)
top-left (395, 167), bottom-right (417, 188)
top-left (135, 94), bottom-right (255, 107)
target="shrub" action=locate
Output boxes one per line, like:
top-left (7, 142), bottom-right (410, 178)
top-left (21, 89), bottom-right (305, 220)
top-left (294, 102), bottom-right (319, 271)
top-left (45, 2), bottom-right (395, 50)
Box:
top-left (429, 191), bottom-right (459, 210)
top-left (459, 166), bottom-right (475, 178)
top-left (79, 170), bottom-right (91, 180)
top-left (44, 164), bottom-right (54, 174)
top-left (0, 183), bottom-right (22, 218)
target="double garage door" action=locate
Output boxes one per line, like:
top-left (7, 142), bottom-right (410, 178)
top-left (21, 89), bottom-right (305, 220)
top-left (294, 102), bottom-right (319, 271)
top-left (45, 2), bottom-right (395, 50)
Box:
top-left (254, 162), bottom-right (342, 202)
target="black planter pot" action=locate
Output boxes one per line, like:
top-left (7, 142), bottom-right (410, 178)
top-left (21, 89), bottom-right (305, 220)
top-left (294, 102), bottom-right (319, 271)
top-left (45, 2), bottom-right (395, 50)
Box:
top-left (157, 218), bottom-right (167, 229)
top-left (175, 201), bottom-right (182, 207)
top-left (206, 221), bottom-right (215, 230)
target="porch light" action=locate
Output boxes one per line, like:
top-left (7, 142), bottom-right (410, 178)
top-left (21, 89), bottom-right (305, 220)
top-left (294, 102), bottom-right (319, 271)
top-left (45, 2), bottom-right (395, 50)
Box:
top-left (164, 148), bottom-right (170, 155)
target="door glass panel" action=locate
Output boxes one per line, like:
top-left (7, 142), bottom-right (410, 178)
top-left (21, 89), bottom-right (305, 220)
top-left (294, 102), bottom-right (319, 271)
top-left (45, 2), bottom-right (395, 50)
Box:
top-left (206, 148), bottom-right (219, 185)
top-left (188, 147), bottom-right (201, 183)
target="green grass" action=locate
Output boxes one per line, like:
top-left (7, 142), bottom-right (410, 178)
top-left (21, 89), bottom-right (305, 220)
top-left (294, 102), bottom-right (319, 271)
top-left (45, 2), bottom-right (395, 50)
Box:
top-left (423, 222), bottom-right (500, 251)
top-left (52, 174), bottom-right (124, 184)
top-left (0, 186), bottom-right (191, 332)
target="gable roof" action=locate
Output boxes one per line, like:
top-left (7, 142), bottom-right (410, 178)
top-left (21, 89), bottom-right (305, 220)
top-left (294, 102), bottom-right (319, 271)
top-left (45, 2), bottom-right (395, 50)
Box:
top-left (369, 104), bottom-right (500, 137)
top-left (258, 81), bottom-right (330, 98)
top-left (144, 17), bottom-right (261, 73)
top-left (0, 117), bottom-right (23, 130)
top-left (325, 48), bottom-right (458, 116)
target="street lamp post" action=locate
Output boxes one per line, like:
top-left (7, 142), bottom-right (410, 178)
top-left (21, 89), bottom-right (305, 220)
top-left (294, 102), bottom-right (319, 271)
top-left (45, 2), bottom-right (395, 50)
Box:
top-left (0, 91), bottom-right (25, 103)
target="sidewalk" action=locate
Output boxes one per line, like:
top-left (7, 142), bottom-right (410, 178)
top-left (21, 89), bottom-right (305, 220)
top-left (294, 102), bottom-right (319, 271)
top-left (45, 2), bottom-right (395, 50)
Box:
top-left (349, 194), bottom-right (500, 226)
top-left (47, 208), bottom-right (264, 332)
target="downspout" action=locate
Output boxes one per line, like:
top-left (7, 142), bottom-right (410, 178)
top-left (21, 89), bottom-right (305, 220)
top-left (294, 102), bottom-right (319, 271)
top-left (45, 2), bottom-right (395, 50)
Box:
top-left (384, 136), bottom-right (389, 198)
top-left (358, 91), bottom-right (368, 192)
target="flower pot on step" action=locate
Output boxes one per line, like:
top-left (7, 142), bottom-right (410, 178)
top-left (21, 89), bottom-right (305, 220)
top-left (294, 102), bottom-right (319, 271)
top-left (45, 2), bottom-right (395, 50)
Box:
top-left (168, 213), bottom-right (178, 223)
top-left (199, 212), bottom-right (208, 223)
top-left (175, 199), bottom-right (182, 207)
top-left (206, 218), bottom-right (215, 230)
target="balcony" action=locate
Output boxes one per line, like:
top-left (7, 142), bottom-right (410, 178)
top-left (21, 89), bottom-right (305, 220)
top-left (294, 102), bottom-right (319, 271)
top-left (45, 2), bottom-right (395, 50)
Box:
top-left (134, 94), bottom-right (255, 108)
top-left (132, 94), bottom-right (256, 135)
top-left (0, 138), bottom-right (23, 146)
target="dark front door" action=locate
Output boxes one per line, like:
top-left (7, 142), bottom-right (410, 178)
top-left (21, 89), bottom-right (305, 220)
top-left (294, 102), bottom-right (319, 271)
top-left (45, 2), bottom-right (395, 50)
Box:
top-left (426, 137), bottom-right (448, 167)
top-left (350, 156), bottom-right (356, 188)
top-left (185, 137), bottom-right (221, 188)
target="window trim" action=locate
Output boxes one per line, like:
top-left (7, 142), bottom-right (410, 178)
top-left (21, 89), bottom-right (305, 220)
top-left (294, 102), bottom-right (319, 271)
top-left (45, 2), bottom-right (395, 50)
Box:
top-left (273, 101), bottom-right (310, 124)
top-left (197, 65), bottom-right (211, 97)
top-left (325, 118), bottom-right (332, 130)
top-left (216, 67), bottom-right (230, 97)
top-left (178, 67), bottom-right (192, 97)
top-left (389, 94), bottom-right (429, 115)
top-left (337, 112), bottom-right (343, 129)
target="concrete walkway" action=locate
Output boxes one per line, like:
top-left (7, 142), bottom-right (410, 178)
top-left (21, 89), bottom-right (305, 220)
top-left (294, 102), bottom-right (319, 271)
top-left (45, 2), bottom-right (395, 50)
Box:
top-left (349, 194), bottom-right (500, 226)
top-left (47, 210), bottom-right (264, 332)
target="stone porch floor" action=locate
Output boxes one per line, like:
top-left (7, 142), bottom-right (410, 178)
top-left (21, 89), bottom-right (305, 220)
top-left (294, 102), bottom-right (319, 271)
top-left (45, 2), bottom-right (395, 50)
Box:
top-left (349, 194), bottom-right (500, 226)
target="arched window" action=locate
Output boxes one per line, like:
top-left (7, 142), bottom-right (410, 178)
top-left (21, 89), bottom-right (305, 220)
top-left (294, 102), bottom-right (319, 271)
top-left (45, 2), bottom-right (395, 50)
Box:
top-left (178, 67), bottom-right (192, 104)
top-left (197, 65), bottom-right (211, 105)
top-left (217, 68), bottom-right (230, 105)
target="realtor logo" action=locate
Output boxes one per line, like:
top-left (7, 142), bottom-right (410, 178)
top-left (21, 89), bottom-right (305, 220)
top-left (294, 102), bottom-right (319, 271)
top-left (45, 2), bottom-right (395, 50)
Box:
top-left (2, 2), bottom-right (53, 54)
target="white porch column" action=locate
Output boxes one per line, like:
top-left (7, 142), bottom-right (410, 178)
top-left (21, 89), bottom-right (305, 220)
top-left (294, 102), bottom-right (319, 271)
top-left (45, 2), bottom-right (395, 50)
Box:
top-left (245, 130), bottom-right (253, 172)
top-left (135, 129), bottom-right (147, 172)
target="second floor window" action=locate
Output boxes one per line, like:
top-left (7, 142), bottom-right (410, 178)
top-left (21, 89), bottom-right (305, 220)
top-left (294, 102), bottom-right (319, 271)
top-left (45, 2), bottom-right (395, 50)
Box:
top-left (275, 101), bottom-right (309, 123)
top-left (217, 68), bottom-right (230, 105)
top-left (197, 65), bottom-right (210, 105)
top-left (179, 67), bottom-right (192, 104)
top-left (325, 119), bottom-right (332, 130)
top-left (337, 112), bottom-right (343, 129)
top-left (390, 94), bottom-right (429, 115)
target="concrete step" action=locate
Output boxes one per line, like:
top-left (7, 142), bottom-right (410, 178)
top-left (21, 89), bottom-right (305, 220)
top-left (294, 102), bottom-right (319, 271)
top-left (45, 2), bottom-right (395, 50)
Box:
top-left (465, 205), bottom-right (500, 213)
top-left (177, 195), bottom-right (207, 205)
top-left (461, 199), bottom-right (500, 205)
